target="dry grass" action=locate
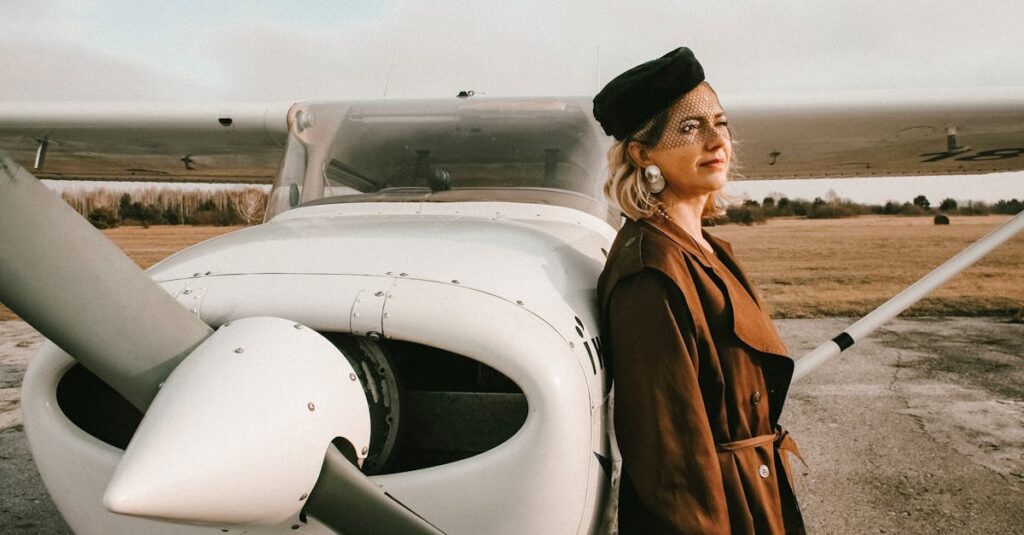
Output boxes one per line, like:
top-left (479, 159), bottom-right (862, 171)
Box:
top-left (0, 226), bottom-right (241, 321)
top-left (1, 216), bottom-right (1022, 321)
top-left (99, 226), bottom-right (245, 270)
top-left (711, 215), bottom-right (1024, 318)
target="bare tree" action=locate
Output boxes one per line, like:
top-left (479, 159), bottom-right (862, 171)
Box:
top-left (234, 188), bottom-right (267, 225)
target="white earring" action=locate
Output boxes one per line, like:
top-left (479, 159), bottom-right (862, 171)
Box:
top-left (644, 165), bottom-right (665, 194)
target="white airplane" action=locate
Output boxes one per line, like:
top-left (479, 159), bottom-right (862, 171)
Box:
top-left (1, 90), bottom-right (1023, 534)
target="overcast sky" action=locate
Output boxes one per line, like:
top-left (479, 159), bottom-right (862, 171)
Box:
top-left (3, 0), bottom-right (1023, 202)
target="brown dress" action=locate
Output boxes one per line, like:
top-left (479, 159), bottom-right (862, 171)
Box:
top-left (598, 215), bottom-right (805, 534)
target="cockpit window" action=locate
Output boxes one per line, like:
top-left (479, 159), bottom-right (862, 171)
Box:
top-left (266, 99), bottom-right (613, 222)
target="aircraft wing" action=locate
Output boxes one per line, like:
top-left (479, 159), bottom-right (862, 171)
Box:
top-left (0, 102), bottom-right (292, 183)
top-left (727, 88), bottom-right (1024, 179)
top-left (1, 90), bottom-right (1022, 184)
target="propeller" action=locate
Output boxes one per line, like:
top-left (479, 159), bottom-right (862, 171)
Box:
top-left (0, 153), bottom-right (442, 534)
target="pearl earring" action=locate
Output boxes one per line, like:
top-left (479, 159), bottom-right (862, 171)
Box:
top-left (644, 165), bottom-right (665, 194)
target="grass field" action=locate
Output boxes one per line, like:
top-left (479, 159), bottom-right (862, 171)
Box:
top-left (711, 214), bottom-right (1024, 318)
top-left (0, 215), bottom-right (1021, 321)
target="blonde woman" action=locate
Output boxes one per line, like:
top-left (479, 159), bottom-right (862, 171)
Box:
top-left (595, 48), bottom-right (805, 534)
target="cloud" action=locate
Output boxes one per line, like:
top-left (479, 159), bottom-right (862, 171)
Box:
top-left (3, 0), bottom-right (1023, 103)
top-left (0, 42), bottom-right (220, 101)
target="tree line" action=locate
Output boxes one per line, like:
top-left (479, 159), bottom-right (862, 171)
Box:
top-left (60, 187), bottom-right (268, 228)
top-left (723, 193), bottom-right (1024, 225)
top-left (59, 187), bottom-right (1023, 228)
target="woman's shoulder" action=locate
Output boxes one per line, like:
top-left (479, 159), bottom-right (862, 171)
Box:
top-left (604, 219), bottom-right (680, 268)
top-left (598, 220), bottom-right (691, 301)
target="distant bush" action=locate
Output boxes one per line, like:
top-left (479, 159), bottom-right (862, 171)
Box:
top-left (725, 206), bottom-right (766, 225)
top-left (896, 202), bottom-right (928, 216)
top-left (957, 200), bottom-right (990, 215)
top-left (87, 207), bottom-right (119, 229)
top-left (994, 198), bottom-right (1023, 214)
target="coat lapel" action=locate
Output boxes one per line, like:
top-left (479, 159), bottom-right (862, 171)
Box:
top-left (706, 234), bottom-right (789, 358)
top-left (645, 217), bottom-right (789, 359)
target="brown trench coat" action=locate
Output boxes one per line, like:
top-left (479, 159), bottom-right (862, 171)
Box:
top-left (598, 215), bottom-right (805, 535)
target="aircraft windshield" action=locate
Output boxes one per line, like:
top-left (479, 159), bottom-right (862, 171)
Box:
top-left (266, 98), bottom-right (614, 223)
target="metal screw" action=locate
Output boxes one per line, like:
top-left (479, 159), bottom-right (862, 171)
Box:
top-left (299, 492), bottom-right (308, 501)
top-left (349, 373), bottom-right (357, 381)
top-left (190, 308), bottom-right (198, 314)
top-left (192, 273), bottom-right (201, 277)
top-left (293, 324), bottom-right (303, 329)
top-left (158, 381), bottom-right (165, 389)
top-left (223, 322), bottom-right (232, 327)
top-left (385, 271), bottom-right (393, 276)
top-left (383, 312), bottom-right (390, 319)
top-left (368, 331), bottom-right (382, 340)
top-left (451, 279), bottom-right (460, 284)
top-left (205, 271), bottom-right (212, 276)
top-left (352, 312), bottom-right (360, 318)
top-left (374, 290), bottom-right (384, 297)
top-left (182, 289), bottom-right (192, 295)
top-left (516, 300), bottom-right (524, 306)
top-left (361, 447), bottom-right (368, 455)
top-left (307, 402), bottom-right (315, 411)
top-left (399, 272), bottom-right (408, 277)
top-left (234, 348), bottom-right (244, 354)
top-left (569, 342), bottom-right (575, 348)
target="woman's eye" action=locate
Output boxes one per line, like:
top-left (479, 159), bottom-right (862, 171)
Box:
top-left (680, 122), bottom-right (700, 134)
top-left (717, 120), bottom-right (729, 127)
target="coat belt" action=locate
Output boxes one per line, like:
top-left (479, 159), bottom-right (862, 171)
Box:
top-left (716, 427), bottom-right (806, 488)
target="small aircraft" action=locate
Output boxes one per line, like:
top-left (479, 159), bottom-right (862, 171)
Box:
top-left (1, 90), bottom-right (1023, 534)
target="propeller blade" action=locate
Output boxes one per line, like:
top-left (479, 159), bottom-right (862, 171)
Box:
top-left (306, 447), bottom-right (446, 535)
top-left (0, 153), bottom-right (212, 409)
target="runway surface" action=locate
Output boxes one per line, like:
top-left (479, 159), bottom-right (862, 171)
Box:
top-left (2, 317), bottom-right (1022, 534)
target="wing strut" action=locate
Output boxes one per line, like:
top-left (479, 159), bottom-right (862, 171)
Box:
top-left (793, 209), bottom-right (1024, 381)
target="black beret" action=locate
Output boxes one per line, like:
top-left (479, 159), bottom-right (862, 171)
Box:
top-left (592, 47), bottom-right (705, 141)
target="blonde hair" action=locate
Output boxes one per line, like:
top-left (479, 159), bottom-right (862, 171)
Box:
top-left (603, 139), bottom-right (731, 222)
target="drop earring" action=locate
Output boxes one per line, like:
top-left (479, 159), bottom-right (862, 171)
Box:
top-left (644, 165), bottom-right (665, 194)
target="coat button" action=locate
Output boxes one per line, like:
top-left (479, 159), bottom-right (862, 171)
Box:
top-left (758, 464), bottom-right (770, 478)
top-left (750, 391), bottom-right (761, 405)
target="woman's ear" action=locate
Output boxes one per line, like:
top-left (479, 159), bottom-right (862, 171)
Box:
top-left (627, 141), bottom-right (650, 168)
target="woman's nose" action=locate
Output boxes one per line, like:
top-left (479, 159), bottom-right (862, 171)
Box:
top-left (704, 127), bottom-right (728, 150)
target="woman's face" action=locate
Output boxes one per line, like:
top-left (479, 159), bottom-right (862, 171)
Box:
top-left (637, 83), bottom-right (732, 200)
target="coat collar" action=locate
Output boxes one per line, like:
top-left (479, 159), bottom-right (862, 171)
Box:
top-left (639, 215), bottom-right (789, 358)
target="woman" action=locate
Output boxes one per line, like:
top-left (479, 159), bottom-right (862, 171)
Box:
top-left (594, 48), bottom-right (805, 534)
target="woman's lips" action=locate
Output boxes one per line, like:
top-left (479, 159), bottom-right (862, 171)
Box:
top-left (700, 158), bottom-right (725, 168)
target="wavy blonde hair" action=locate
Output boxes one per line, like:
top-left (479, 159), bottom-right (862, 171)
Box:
top-left (603, 139), bottom-right (733, 222)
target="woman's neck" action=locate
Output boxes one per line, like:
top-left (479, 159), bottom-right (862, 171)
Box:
top-left (660, 193), bottom-right (708, 239)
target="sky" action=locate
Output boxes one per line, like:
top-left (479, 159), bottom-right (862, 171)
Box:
top-left (3, 0), bottom-right (1023, 203)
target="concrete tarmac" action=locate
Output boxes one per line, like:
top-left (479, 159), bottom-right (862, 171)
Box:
top-left (2, 317), bottom-right (1022, 534)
